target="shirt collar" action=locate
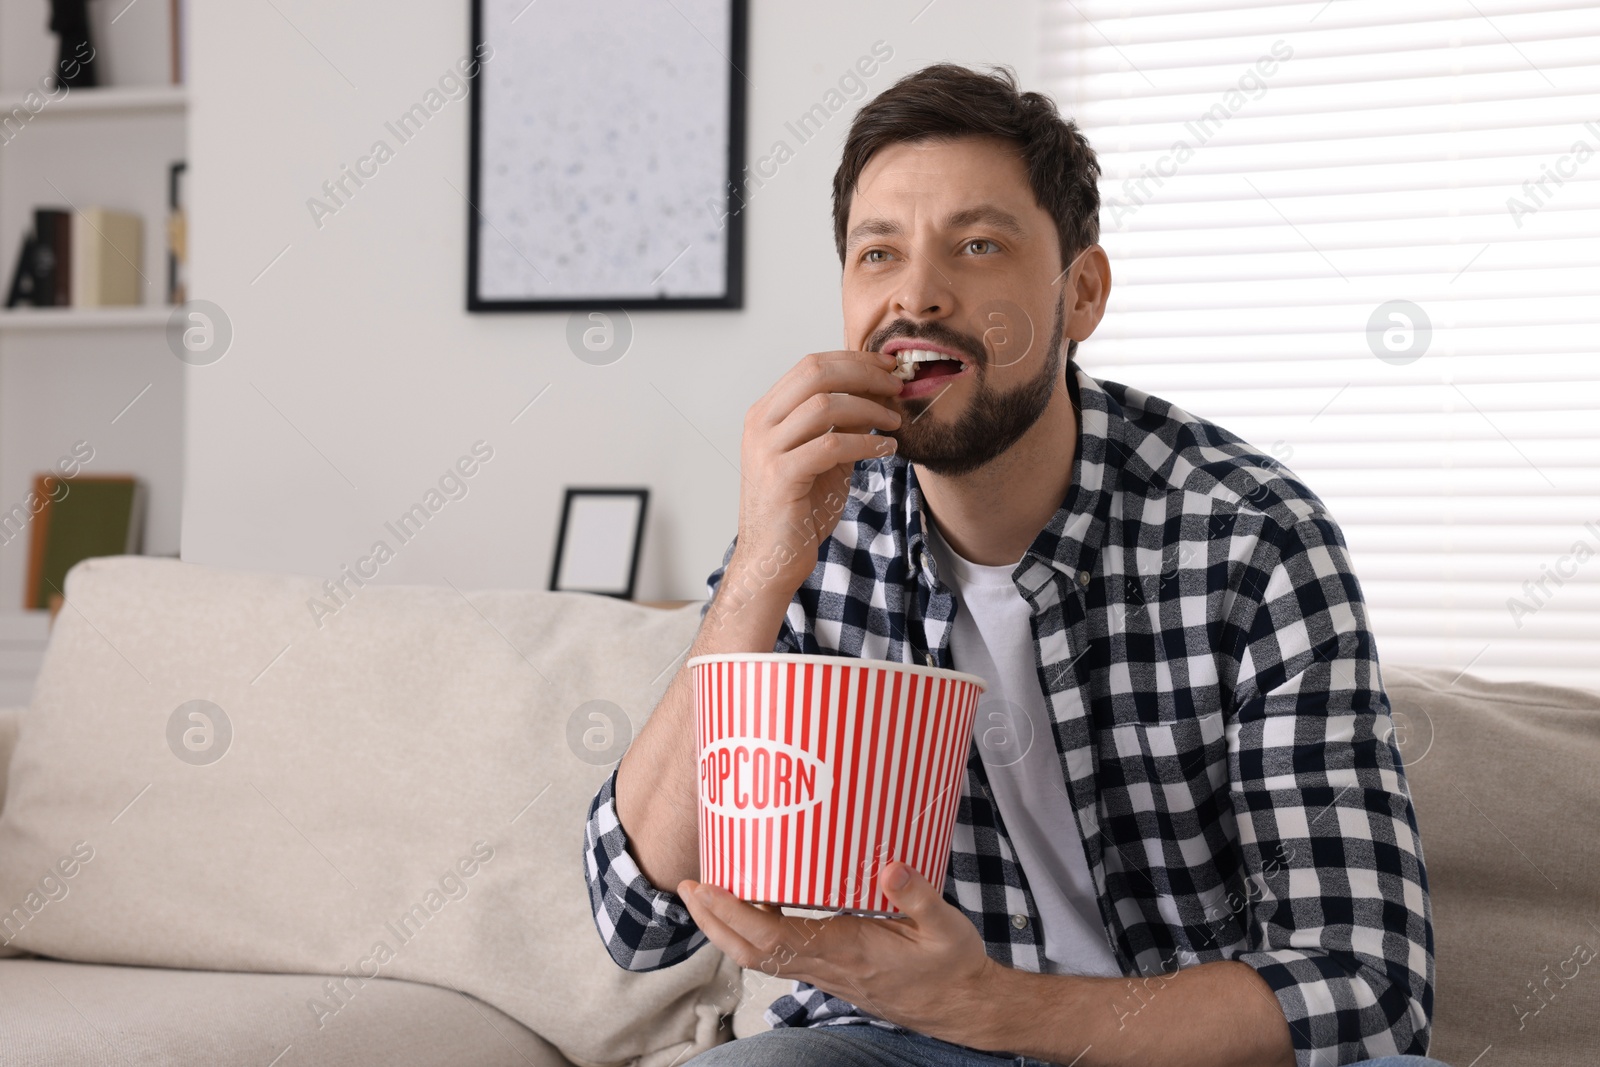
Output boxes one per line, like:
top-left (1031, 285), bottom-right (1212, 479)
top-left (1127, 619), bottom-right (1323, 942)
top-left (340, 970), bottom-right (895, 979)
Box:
top-left (900, 363), bottom-right (1115, 597)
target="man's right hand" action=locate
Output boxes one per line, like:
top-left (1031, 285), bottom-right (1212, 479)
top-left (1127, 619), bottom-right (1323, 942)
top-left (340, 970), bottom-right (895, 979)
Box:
top-left (612, 351), bottom-right (903, 896)
top-left (729, 349), bottom-right (904, 603)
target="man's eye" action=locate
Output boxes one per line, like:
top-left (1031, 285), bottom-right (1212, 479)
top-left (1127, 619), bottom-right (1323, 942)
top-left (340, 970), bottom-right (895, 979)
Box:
top-left (863, 249), bottom-right (891, 264)
top-left (964, 239), bottom-right (999, 255)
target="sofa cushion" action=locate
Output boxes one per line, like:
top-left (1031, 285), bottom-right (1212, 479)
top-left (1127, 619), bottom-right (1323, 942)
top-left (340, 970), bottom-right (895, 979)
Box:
top-left (1384, 664), bottom-right (1600, 1067)
top-left (0, 957), bottom-right (571, 1066)
top-left (0, 557), bottom-right (740, 1067)
top-left (0, 705), bottom-right (19, 960)
top-left (731, 969), bottom-right (795, 1038)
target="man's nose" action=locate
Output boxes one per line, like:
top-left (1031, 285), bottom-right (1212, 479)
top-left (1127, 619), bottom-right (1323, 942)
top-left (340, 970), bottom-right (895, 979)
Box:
top-left (890, 243), bottom-right (954, 320)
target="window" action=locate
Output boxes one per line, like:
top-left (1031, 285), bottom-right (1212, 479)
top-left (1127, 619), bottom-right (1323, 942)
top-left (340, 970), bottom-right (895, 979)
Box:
top-left (1042, 0), bottom-right (1600, 687)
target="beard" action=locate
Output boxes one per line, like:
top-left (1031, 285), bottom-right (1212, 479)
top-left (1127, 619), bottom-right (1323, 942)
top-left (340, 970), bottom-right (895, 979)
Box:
top-left (885, 288), bottom-right (1067, 477)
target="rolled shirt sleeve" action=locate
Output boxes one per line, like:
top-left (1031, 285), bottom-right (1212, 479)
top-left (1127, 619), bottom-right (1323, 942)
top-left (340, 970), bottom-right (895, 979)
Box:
top-left (583, 764), bottom-right (710, 971)
top-left (1224, 513), bottom-right (1435, 1065)
top-left (582, 535), bottom-right (805, 971)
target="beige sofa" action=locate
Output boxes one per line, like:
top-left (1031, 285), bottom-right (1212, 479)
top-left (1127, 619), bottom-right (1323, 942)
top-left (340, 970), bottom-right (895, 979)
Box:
top-left (0, 557), bottom-right (1595, 1066)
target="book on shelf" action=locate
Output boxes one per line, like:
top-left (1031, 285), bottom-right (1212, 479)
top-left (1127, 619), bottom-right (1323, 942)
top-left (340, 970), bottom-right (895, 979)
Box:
top-left (25, 474), bottom-right (146, 612)
top-left (72, 208), bottom-right (143, 306)
top-left (167, 161), bottom-right (187, 304)
top-left (3, 207), bottom-right (144, 309)
top-left (30, 209), bottom-right (72, 306)
top-left (172, 0), bottom-right (187, 85)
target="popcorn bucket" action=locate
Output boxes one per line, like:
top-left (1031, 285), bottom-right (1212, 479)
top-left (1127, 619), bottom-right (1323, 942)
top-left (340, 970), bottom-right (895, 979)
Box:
top-left (688, 653), bottom-right (985, 916)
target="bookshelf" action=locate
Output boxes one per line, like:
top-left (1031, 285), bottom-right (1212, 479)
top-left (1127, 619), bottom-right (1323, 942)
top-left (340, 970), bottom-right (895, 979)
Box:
top-left (0, 0), bottom-right (188, 666)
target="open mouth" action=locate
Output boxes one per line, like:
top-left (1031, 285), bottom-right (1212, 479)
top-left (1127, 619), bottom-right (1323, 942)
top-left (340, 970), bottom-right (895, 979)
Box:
top-left (891, 349), bottom-right (968, 383)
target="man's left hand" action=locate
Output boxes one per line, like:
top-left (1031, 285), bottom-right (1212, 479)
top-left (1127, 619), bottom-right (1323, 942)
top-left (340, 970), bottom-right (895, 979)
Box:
top-left (679, 861), bottom-right (1000, 1048)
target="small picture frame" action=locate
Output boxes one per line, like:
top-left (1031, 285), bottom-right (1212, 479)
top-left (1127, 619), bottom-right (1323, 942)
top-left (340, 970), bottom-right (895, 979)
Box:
top-left (549, 487), bottom-right (649, 600)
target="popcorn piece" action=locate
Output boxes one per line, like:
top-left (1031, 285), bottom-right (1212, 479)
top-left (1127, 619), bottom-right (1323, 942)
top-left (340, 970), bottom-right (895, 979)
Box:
top-left (890, 348), bottom-right (961, 381)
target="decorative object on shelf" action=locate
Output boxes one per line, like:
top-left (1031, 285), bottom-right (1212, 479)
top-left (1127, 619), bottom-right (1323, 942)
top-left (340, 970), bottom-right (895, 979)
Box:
top-left (548, 487), bottom-right (649, 600)
top-left (49, 0), bottom-right (98, 88)
top-left (4, 234), bottom-right (38, 308)
top-left (466, 0), bottom-right (747, 310)
top-left (25, 474), bottom-right (145, 611)
top-left (167, 161), bottom-right (187, 303)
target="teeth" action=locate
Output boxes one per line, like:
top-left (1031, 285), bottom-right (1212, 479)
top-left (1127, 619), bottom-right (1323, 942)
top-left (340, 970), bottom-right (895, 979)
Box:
top-left (890, 348), bottom-right (960, 380)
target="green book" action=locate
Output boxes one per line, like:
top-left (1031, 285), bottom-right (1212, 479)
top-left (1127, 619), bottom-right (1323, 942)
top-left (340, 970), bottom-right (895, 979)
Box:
top-left (27, 476), bottom-right (145, 610)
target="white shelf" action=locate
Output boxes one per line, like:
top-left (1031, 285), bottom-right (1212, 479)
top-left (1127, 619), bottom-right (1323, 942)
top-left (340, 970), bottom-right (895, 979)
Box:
top-left (0, 610), bottom-right (51, 639)
top-left (36, 85), bottom-right (187, 118)
top-left (0, 306), bottom-right (171, 332)
top-left (0, 610), bottom-right (52, 709)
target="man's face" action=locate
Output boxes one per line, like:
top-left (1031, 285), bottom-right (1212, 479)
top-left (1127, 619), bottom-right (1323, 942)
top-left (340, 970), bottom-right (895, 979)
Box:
top-left (842, 134), bottom-right (1071, 476)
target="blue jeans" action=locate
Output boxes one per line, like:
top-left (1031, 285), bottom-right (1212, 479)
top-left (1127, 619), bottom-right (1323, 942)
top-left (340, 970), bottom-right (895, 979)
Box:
top-left (688, 1022), bottom-right (1455, 1067)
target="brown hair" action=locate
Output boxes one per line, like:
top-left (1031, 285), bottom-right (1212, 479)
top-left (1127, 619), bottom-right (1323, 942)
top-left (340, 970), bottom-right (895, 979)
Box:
top-left (832, 63), bottom-right (1101, 274)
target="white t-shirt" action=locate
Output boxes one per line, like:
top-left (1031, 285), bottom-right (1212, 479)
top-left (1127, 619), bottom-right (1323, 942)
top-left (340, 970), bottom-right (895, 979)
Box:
top-left (926, 517), bottom-right (1122, 978)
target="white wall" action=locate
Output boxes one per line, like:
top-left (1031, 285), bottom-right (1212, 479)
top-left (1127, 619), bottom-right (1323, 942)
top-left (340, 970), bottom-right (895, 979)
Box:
top-left (182, 0), bottom-right (1038, 599)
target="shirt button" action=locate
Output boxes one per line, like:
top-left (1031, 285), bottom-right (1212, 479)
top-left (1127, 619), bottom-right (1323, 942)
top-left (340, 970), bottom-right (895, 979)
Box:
top-left (1011, 913), bottom-right (1029, 930)
top-left (1077, 570), bottom-right (1091, 587)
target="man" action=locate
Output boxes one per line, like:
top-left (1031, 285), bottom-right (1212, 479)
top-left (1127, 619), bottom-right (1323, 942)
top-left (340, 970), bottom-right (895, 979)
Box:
top-left (584, 63), bottom-right (1442, 1067)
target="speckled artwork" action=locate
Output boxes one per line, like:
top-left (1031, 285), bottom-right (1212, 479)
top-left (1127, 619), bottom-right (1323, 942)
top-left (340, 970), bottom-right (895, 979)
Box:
top-left (473, 0), bottom-right (740, 305)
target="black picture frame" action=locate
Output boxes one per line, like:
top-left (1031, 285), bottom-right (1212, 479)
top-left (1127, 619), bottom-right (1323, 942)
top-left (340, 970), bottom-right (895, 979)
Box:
top-left (549, 487), bottom-right (650, 600)
top-left (466, 0), bottom-right (747, 312)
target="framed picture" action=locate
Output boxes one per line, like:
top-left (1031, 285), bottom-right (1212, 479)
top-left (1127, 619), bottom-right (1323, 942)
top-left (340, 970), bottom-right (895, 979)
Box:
top-left (467, 0), bottom-right (748, 310)
top-left (549, 487), bottom-right (649, 600)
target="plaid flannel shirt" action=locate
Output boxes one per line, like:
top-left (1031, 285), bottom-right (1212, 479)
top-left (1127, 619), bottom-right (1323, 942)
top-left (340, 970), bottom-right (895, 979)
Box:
top-left (584, 365), bottom-right (1434, 1066)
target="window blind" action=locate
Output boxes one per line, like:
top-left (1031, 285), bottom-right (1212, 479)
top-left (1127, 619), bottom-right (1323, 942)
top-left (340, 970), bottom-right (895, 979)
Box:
top-left (1040, 0), bottom-right (1600, 688)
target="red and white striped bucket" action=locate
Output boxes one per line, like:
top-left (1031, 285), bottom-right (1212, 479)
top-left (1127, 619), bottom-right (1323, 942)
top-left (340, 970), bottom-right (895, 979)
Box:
top-left (688, 653), bottom-right (985, 916)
